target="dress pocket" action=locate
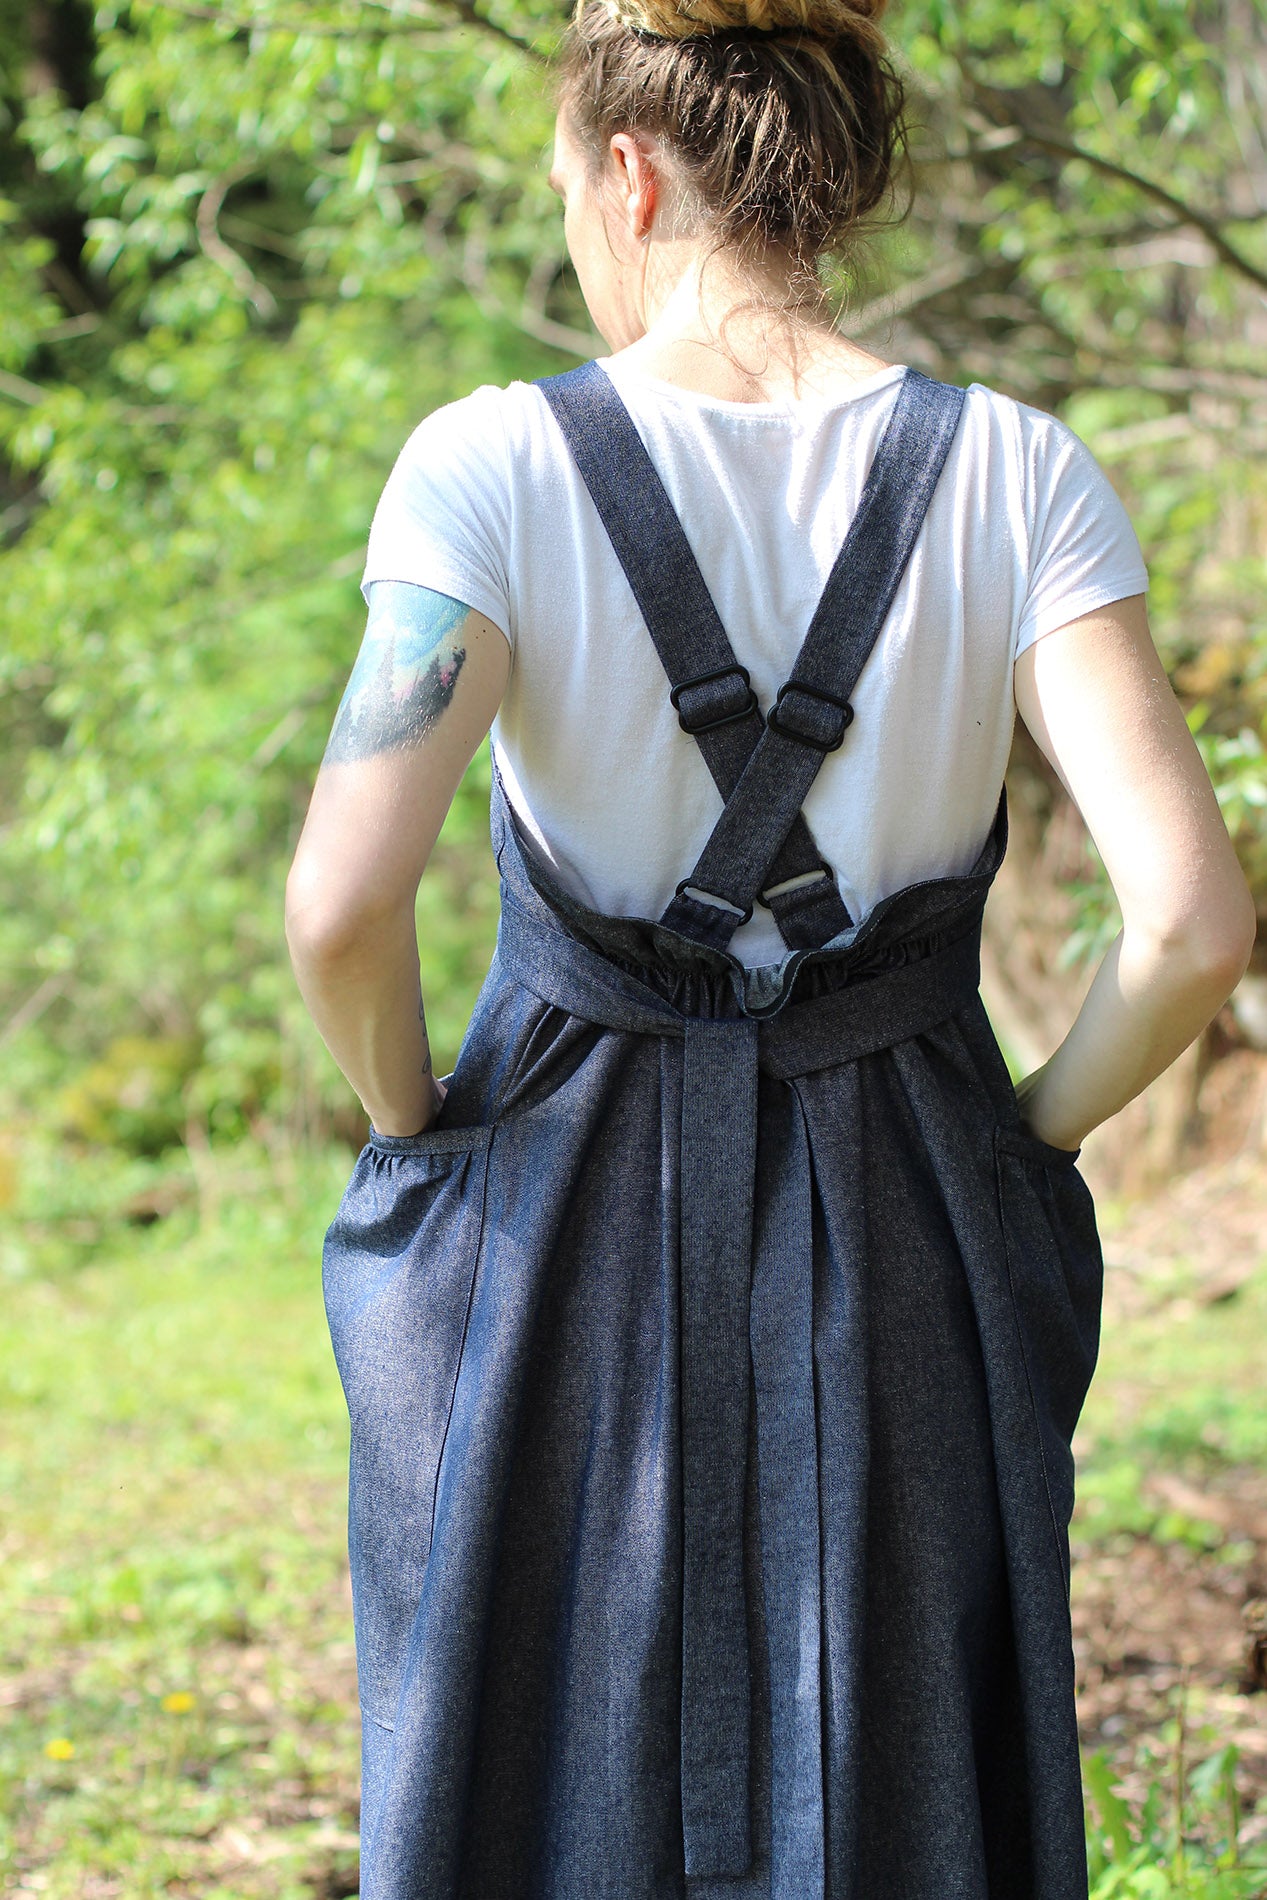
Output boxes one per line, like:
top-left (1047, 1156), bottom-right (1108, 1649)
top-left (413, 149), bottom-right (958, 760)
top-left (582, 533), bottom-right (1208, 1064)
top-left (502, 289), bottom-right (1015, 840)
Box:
top-left (322, 1120), bottom-right (492, 1731)
top-left (992, 1122), bottom-right (1104, 1587)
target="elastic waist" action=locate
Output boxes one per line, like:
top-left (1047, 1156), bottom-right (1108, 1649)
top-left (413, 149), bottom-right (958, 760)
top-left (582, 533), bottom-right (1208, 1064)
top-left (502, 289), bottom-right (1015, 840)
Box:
top-left (496, 892), bottom-right (983, 1079)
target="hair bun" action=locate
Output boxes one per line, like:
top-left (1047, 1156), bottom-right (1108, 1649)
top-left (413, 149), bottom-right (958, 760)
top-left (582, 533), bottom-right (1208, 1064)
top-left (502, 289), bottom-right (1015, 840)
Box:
top-left (592, 0), bottom-right (887, 48)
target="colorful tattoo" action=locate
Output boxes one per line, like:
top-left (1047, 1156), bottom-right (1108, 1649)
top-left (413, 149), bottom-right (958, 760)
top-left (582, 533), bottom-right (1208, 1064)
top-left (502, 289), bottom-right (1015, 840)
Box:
top-left (324, 581), bottom-right (469, 763)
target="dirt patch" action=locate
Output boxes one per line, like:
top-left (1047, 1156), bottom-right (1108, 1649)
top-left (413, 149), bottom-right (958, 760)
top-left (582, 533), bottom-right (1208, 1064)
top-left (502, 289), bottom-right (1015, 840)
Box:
top-left (1073, 1514), bottom-right (1267, 1811)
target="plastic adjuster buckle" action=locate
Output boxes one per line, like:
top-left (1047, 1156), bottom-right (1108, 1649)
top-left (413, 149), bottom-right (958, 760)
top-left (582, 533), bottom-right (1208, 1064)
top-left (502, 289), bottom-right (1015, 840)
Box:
top-left (755, 862), bottom-right (838, 911)
top-left (766, 680), bottom-right (854, 752)
top-left (669, 664), bottom-right (759, 736)
top-left (674, 879), bottom-right (754, 926)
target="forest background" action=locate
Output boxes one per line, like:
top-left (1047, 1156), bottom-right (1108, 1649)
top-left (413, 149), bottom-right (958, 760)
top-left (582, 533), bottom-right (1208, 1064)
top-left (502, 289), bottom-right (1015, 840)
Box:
top-left (2, 1), bottom-right (1266, 1895)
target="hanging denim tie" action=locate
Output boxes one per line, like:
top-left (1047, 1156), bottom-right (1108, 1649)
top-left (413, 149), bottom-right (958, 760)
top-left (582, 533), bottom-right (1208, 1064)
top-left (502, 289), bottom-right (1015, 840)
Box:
top-left (677, 1014), bottom-right (761, 1874)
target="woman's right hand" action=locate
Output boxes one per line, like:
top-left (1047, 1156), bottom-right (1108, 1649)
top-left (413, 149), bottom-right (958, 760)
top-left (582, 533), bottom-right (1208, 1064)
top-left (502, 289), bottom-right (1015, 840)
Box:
top-left (1011, 593), bottom-right (1257, 1148)
top-left (371, 1073), bottom-right (448, 1142)
top-left (1013, 1060), bottom-right (1083, 1155)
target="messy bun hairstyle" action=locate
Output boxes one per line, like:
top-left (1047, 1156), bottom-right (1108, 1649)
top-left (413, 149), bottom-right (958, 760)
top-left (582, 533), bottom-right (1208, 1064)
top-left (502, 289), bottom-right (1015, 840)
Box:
top-left (556, 0), bottom-right (908, 271)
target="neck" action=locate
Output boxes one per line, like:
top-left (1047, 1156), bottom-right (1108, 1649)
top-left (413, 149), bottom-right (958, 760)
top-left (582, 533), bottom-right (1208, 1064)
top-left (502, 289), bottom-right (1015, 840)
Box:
top-left (608, 242), bottom-right (890, 403)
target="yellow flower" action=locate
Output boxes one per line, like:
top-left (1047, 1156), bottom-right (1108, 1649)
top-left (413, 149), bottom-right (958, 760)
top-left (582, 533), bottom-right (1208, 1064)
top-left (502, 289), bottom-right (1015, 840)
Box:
top-left (161, 1691), bottom-right (196, 1713)
top-left (44, 1737), bottom-right (75, 1760)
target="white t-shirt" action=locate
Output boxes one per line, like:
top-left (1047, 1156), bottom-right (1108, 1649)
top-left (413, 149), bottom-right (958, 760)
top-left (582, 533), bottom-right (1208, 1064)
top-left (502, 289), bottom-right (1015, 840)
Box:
top-left (361, 357), bottom-right (1149, 967)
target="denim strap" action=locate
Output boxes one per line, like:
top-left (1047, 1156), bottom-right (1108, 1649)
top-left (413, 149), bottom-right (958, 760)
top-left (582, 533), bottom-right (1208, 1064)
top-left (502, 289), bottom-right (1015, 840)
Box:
top-left (537, 361), bottom-right (852, 952)
top-left (659, 370), bottom-right (967, 948)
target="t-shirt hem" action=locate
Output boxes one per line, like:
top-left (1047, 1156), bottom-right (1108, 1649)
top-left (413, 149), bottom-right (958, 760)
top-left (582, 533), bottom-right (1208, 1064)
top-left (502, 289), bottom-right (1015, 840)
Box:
top-left (1015, 569), bottom-right (1149, 659)
top-left (359, 563), bottom-right (512, 649)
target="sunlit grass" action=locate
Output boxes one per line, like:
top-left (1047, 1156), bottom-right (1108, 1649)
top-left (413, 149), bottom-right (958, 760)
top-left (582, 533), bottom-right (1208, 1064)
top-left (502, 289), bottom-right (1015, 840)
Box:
top-left (1, 1140), bottom-right (360, 1897)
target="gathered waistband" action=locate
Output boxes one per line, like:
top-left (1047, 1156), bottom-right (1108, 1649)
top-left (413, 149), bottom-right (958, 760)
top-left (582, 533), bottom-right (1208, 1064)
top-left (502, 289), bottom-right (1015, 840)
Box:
top-left (496, 887), bottom-right (984, 1076)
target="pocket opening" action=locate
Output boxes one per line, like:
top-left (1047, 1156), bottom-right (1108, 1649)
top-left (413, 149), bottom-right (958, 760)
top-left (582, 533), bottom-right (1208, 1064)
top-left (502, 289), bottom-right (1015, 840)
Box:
top-left (994, 1122), bottom-right (1081, 1169)
top-left (366, 1121), bottom-right (492, 1157)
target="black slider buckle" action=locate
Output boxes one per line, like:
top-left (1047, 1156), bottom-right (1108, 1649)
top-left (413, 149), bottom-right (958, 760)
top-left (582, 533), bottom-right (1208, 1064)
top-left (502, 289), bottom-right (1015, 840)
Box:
top-left (766, 680), bottom-right (854, 752)
top-left (670, 663), bottom-right (759, 736)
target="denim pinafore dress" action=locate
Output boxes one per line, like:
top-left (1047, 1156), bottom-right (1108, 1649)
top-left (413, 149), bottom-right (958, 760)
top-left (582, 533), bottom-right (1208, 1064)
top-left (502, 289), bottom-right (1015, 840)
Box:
top-left (322, 363), bottom-right (1105, 1900)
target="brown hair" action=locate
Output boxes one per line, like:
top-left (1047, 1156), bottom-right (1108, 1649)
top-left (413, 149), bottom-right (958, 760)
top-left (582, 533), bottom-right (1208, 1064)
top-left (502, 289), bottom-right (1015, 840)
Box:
top-left (555, 0), bottom-right (908, 274)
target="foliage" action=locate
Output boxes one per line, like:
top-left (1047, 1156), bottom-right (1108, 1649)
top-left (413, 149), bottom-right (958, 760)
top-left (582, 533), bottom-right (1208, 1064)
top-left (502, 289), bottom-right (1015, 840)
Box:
top-left (0, 0), bottom-right (1264, 1151)
top-left (1193, 710), bottom-right (1267, 901)
top-left (1085, 1737), bottom-right (1267, 1897)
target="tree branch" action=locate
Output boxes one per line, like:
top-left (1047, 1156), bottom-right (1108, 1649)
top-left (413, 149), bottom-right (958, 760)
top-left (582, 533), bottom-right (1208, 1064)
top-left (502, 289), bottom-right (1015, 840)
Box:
top-left (418, 216), bottom-right (599, 360)
top-left (837, 257), bottom-right (990, 337)
top-left (148, 0), bottom-right (545, 58)
top-left (988, 126), bottom-right (1267, 294)
top-left (0, 368), bottom-right (48, 405)
top-left (149, 0), bottom-right (399, 35)
top-left (0, 975), bottom-right (69, 1049)
top-left (415, 0), bottom-right (545, 61)
top-left (511, 302), bottom-right (601, 360)
top-left (218, 211), bottom-right (303, 258)
top-left (196, 164), bottom-right (279, 318)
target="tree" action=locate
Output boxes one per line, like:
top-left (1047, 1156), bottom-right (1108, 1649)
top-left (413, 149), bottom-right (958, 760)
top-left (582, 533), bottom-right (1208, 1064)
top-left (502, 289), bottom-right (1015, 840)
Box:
top-left (1, 0), bottom-right (1262, 1165)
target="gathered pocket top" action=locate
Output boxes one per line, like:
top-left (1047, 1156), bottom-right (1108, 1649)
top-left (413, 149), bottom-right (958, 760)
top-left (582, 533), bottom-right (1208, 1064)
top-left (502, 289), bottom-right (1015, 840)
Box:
top-left (366, 1122), bottom-right (493, 1157)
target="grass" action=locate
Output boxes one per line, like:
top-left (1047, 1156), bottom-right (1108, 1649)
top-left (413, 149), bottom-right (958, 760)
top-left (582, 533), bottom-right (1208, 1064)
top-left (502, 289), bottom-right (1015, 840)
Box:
top-left (1073, 1197), bottom-right (1267, 1895)
top-left (1, 1134), bottom-right (1265, 1894)
top-left (1075, 1224), bottom-right (1267, 1556)
top-left (1082, 1200), bottom-right (1267, 1477)
top-left (1, 1139), bottom-right (361, 1898)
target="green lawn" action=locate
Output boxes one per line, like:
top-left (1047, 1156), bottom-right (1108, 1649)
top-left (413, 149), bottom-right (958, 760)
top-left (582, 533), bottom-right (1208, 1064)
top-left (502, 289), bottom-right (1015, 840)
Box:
top-left (2, 1139), bottom-right (1265, 1896)
top-left (1, 1142), bottom-right (361, 1899)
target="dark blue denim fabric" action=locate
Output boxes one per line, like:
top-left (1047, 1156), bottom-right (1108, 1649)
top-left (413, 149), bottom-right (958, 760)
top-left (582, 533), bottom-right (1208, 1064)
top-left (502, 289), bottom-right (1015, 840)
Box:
top-left (322, 761), bottom-right (1103, 1900)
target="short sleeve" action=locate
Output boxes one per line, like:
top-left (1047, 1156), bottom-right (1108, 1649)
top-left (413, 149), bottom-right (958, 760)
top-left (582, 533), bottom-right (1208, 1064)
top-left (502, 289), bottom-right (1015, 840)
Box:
top-left (1014, 410), bottom-right (1150, 662)
top-left (360, 383), bottom-right (513, 649)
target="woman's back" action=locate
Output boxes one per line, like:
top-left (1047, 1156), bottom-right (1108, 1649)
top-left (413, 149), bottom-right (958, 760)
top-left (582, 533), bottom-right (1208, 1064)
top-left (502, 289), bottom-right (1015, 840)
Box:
top-left (363, 357), bottom-right (1146, 963)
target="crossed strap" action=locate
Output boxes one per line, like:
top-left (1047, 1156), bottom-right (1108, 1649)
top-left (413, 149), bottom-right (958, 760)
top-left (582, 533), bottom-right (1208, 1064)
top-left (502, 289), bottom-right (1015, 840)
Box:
top-left (537, 360), bottom-right (967, 955)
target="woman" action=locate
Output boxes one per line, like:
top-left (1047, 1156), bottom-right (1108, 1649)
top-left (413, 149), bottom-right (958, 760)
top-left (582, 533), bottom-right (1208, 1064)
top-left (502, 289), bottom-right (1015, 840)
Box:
top-left (285, 0), bottom-right (1256, 1892)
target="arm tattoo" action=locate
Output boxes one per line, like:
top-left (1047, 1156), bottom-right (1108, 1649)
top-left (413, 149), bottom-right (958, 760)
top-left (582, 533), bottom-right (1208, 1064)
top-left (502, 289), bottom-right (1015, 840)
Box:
top-left (324, 581), bottom-right (469, 764)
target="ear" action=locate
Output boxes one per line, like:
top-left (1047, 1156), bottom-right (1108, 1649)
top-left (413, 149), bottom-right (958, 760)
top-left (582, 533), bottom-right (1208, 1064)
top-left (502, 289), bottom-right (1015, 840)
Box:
top-left (607, 130), bottom-right (658, 242)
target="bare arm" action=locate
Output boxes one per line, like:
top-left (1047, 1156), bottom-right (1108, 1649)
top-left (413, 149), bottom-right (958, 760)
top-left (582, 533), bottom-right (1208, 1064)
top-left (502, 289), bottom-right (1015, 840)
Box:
top-left (285, 581), bottom-right (511, 1138)
top-left (1010, 592), bottom-right (1256, 1151)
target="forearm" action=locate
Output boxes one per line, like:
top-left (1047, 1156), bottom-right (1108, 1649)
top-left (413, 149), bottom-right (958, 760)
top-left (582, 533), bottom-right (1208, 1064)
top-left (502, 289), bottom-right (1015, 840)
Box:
top-left (1016, 923), bottom-right (1251, 1152)
top-left (287, 903), bottom-right (438, 1139)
